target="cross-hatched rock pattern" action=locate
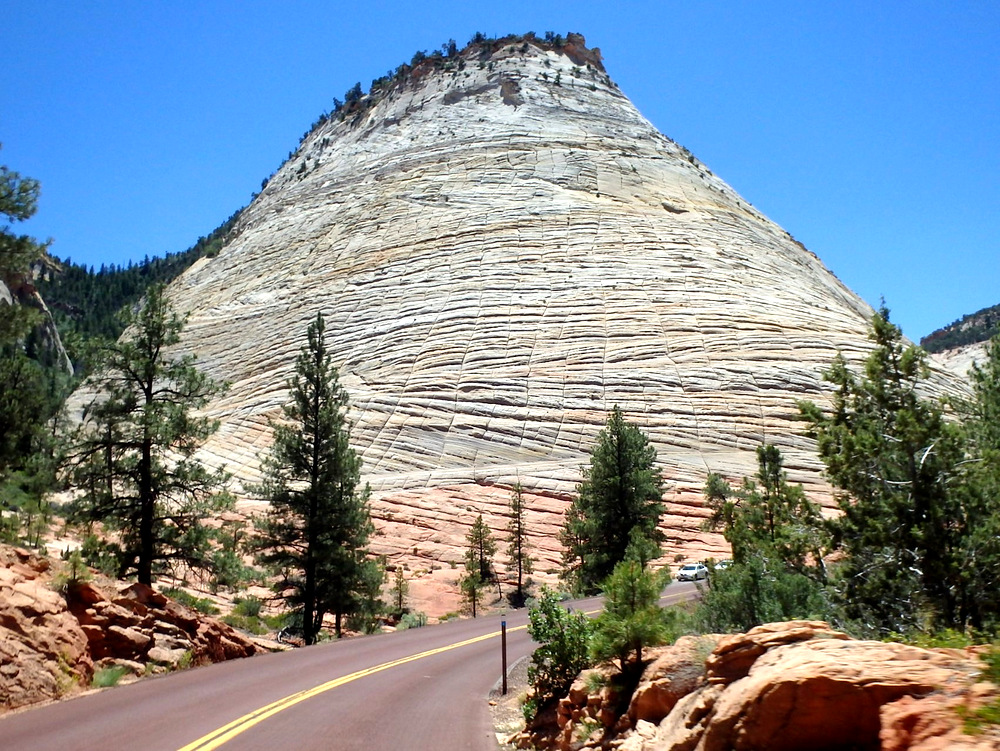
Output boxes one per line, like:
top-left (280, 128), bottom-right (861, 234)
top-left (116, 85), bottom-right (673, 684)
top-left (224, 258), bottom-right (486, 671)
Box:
top-left (153, 37), bottom-right (964, 579)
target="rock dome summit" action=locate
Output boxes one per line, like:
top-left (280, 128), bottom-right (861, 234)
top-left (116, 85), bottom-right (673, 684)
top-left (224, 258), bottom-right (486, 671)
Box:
top-left (155, 33), bottom-right (962, 581)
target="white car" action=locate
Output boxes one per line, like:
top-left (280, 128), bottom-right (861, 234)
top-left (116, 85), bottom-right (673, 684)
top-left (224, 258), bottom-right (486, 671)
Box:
top-left (676, 563), bottom-right (708, 581)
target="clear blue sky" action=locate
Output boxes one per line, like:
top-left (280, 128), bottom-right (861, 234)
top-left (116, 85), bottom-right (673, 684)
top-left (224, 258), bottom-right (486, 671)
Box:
top-left (4, 1), bottom-right (997, 340)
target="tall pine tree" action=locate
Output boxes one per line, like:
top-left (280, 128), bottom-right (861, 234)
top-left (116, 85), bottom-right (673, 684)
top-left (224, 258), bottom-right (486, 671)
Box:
top-left (506, 482), bottom-right (533, 605)
top-left (799, 306), bottom-right (968, 633)
top-left (253, 313), bottom-right (376, 643)
top-left (71, 284), bottom-right (232, 584)
top-left (951, 334), bottom-right (1000, 630)
top-left (560, 406), bottom-right (665, 594)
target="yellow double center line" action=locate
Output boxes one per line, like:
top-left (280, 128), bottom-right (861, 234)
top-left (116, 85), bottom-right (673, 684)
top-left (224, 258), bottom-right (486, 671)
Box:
top-left (178, 624), bottom-right (528, 751)
top-left (179, 593), bottom-right (689, 750)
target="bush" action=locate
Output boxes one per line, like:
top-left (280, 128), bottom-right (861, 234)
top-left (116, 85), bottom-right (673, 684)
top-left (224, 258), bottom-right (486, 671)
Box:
top-left (695, 557), bottom-right (829, 633)
top-left (53, 549), bottom-right (92, 594)
top-left (396, 611), bottom-right (428, 630)
top-left (79, 534), bottom-right (122, 578)
top-left (162, 588), bottom-right (219, 615)
top-left (960, 645), bottom-right (1000, 733)
top-left (232, 596), bottom-right (263, 618)
top-left (92, 665), bottom-right (129, 688)
top-left (525, 587), bottom-right (593, 720)
top-left (221, 613), bottom-right (268, 635)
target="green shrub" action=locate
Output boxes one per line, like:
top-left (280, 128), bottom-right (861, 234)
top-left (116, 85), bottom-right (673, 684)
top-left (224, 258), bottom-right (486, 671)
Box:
top-left (694, 557), bottom-right (829, 633)
top-left (78, 535), bottom-right (121, 578)
top-left (396, 611), bottom-right (427, 631)
top-left (232, 596), bottom-right (263, 618)
top-left (524, 587), bottom-right (593, 721)
top-left (960, 645), bottom-right (1000, 734)
top-left (885, 628), bottom-right (978, 649)
top-left (163, 588), bottom-right (219, 615)
top-left (53, 549), bottom-right (92, 594)
top-left (92, 665), bottom-right (129, 688)
top-left (221, 613), bottom-right (268, 635)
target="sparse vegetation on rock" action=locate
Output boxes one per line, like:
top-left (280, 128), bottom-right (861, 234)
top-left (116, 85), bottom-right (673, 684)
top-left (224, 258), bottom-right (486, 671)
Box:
top-left (0, 544), bottom-right (255, 714)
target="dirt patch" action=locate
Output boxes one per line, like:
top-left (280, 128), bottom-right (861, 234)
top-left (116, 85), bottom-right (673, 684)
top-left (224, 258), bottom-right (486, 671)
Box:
top-left (489, 655), bottom-right (531, 748)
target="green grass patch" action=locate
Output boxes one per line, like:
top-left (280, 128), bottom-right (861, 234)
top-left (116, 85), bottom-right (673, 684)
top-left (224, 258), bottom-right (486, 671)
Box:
top-left (960, 645), bottom-right (1000, 734)
top-left (162, 588), bottom-right (219, 615)
top-left (92, 665), bottom-right (129, 688)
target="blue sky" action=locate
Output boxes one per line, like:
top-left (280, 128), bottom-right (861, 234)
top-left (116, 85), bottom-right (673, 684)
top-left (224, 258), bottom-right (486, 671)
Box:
top-left (4, 1), bottom-right (997, 340)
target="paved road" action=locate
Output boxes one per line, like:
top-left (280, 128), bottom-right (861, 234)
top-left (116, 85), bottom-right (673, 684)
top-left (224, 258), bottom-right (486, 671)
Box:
top-left (1, 581), bottom-right (698, 751)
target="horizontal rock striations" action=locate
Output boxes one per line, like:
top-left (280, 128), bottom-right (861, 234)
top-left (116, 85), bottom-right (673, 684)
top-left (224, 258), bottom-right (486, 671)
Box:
top-left (118, 35), bottom-right (966, 577)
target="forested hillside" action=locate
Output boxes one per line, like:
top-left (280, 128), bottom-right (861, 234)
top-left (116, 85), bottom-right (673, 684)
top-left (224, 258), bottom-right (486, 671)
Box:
top-left (921, 302), bottom-right (1000, 353)
top-left (37, 207), bottom-right (242, 347)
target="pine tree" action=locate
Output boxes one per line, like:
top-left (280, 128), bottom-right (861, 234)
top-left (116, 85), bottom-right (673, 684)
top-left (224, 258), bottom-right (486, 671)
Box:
top-left (0, 159), bottom-right (47, 343)
top-left (252, 313), bottom-right (376, 643)
top-left (465, 513), bottom-right (496, 583)
top-left (590, 548), bottom-right (670, 674)
top-left (71, 284), bottom-right (232, 585)
top-left (506, 482), bottom-right (533, 605)
top-left (703, 444), bottom-right (824, 572)
top-left (952, 334), bottom-right (1000, 630)
top-left (1, 156), bottom-right (69, 515)
top-left (389, 566), bottom-right (409, 617)
top-left (698, 445), bottom-right (827, 632)
top-left (799, 306), bottom-right (967, 633)
top-left (459, 567), bottom-right (485, 618)
top-left (560, 406), bottom-right (665, 594)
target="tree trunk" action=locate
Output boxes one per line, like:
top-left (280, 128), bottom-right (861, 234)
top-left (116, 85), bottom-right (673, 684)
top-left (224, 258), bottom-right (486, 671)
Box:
top-left (138, 436), bottom-right (154, 586)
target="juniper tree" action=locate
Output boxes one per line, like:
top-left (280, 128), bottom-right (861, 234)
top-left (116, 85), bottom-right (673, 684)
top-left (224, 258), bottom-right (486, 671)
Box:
top-left (252, 313), bottom-right (376, 643)
top-left (71, 284), bottom-right (232, 585)
top-left (560, 406), bottom-right (665, 594)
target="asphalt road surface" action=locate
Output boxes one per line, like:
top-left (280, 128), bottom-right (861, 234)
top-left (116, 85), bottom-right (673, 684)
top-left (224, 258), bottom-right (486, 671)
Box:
top-left (1, 581), bottom-right (698, 751)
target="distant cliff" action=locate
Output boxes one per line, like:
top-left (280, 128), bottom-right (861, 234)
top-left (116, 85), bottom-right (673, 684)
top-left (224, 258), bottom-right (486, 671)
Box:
top-left (922, 302), bottom-right (1000, 354)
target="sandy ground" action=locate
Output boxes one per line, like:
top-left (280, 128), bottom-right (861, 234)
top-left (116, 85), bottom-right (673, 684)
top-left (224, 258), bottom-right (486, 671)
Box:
top-left (489, 654), bottom-right (531, 748)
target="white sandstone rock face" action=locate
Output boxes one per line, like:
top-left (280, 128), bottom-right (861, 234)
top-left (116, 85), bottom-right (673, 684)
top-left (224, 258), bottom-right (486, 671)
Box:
top-left (929, 340), bottom-right (989, 377)
top-left (152, 37), bottom-right (964, 583)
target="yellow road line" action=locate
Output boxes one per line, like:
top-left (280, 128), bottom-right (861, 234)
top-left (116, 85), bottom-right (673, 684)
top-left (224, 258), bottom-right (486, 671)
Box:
top-left (178, 624), bottom-right (527, 751)
top-left (179, 590), bottom-right (691, 750)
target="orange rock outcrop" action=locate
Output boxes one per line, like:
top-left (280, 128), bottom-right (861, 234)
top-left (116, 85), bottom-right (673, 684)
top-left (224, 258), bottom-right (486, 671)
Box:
top-left (527, 620), bottom-right (1000, 751)
top-left (0, 545), bottom-right (256, 713)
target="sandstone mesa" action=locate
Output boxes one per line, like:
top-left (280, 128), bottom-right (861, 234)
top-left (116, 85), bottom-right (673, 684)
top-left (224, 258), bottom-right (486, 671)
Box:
top-left (70, 34), bottom-right (968, 595)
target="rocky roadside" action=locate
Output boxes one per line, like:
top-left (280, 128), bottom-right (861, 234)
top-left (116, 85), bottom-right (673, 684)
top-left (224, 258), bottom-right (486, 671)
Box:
top-left (508, 621), bottom-right (1000, 751)
top-left (0, 544), bottom-right (257, 714)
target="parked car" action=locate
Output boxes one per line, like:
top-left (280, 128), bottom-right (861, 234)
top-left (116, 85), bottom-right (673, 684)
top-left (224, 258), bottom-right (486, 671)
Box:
top-left (714, 559), bottom-right (733, 571)
top-left (676, 563), bottom-right (708, 581)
